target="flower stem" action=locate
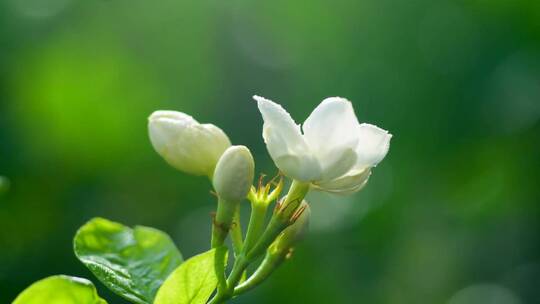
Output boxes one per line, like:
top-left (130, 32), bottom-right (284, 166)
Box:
top-left (211, 197), bottom-right (237, 295)
top-left (233, 251), bottom-right (284, 295)
top-left (242, 202), bottom-right (268, 253)
top-left (211, 198), bottom-right (236, 248)
top-left (207, 180), bottom-right (310, 303)
top-left (207, 255), bottom-right (248, 304)
top-left (230, 205), bottom-right (243, 256)
top-left (246, 180), bottom-right (309, 260)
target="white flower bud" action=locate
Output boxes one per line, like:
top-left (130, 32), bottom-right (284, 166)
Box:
top-left (212, 145), bottom-right (255, 202)
top-left (148, 110), bottom-right (231, 177)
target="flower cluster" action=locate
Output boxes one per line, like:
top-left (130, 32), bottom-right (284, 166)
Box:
top-left (147, 95), bottom-right (392, 303)
top-left (13, 95), bottom-right (392, 304)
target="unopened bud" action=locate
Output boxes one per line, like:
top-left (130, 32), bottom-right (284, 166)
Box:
top-left (148, 110), bottom-right (231, 177)
top-left (234, 201), bottom-right (310, 294)
top-left (271, 200), bottom-right (310, 253)
top-left (213, 145), bottom-right (255, 202)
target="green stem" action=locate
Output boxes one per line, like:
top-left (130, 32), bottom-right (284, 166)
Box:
top-left (226, 255), bottom-right (249, 291)
top-left (207, 181), bottom-right (310, 304)
top-left (207, 256), bottom-right (248, 304)
top-left (207, 291), bottom-right (225, 304)
top-left (207, 202), bottom-right (266, 304)
top-left (242, 203), bottom-right (268, 253)
top-left (234, 250), bottom-right (284, 295)
top-left (213, 246), bottom-right (228, 297)
top-left (211, 198), bottom-right (237, 248)
top-left (230, 205), bottom-right (243, 256)
top-left (246, 180), bottom-right (309, 260)
top-left (245, 218), bottom-right (283, 260)
top-left (211, 197), bottom-right (237, 296)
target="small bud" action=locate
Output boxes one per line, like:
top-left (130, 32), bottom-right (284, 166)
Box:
top-left (148, 110), bottom-right (231, 177)
top-left (235, 200), bottom-right (310, 292)
top-left (271, 200), bottom-right (310, 253)
top-left (248, 173), bottom-right (283, 206)
top-left (213, 145), bottom-right (255, 202)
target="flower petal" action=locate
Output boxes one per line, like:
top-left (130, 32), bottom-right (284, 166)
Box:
top-left (272, 152), bottom-right (322, 182)
top-left (355, 123), bottom-right (392, 169)
top-left (148, 111), bottom-right (197, 153)
top-left (149, 110), bottom-right (198, 124)
top-left (255, 96), bottom-right (320, 181)
top-left (313, 168), bottom-right (371, 194)
top-left (318, 147), bottom-right (357, 182)
top-left (302, 97), bottom-right (360, 174)
top-left (166, 123), bottom-right (230, 176)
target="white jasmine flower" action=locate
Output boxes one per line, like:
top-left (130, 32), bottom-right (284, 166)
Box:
top-left (148, 110), bottom-right (231, 177)
top-left (254, 95), bottom-right (391, 194)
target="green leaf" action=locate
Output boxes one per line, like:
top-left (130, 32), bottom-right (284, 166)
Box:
top-left (12, 275), bottom-right (107, 304)
top-left (74, 217), bottom-right (183, 304)
top-left (154, 247), bottom-right (228, 304)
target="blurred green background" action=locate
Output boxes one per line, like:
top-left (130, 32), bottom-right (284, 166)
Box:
top-left (1, 0), bottom-right (540, 303)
